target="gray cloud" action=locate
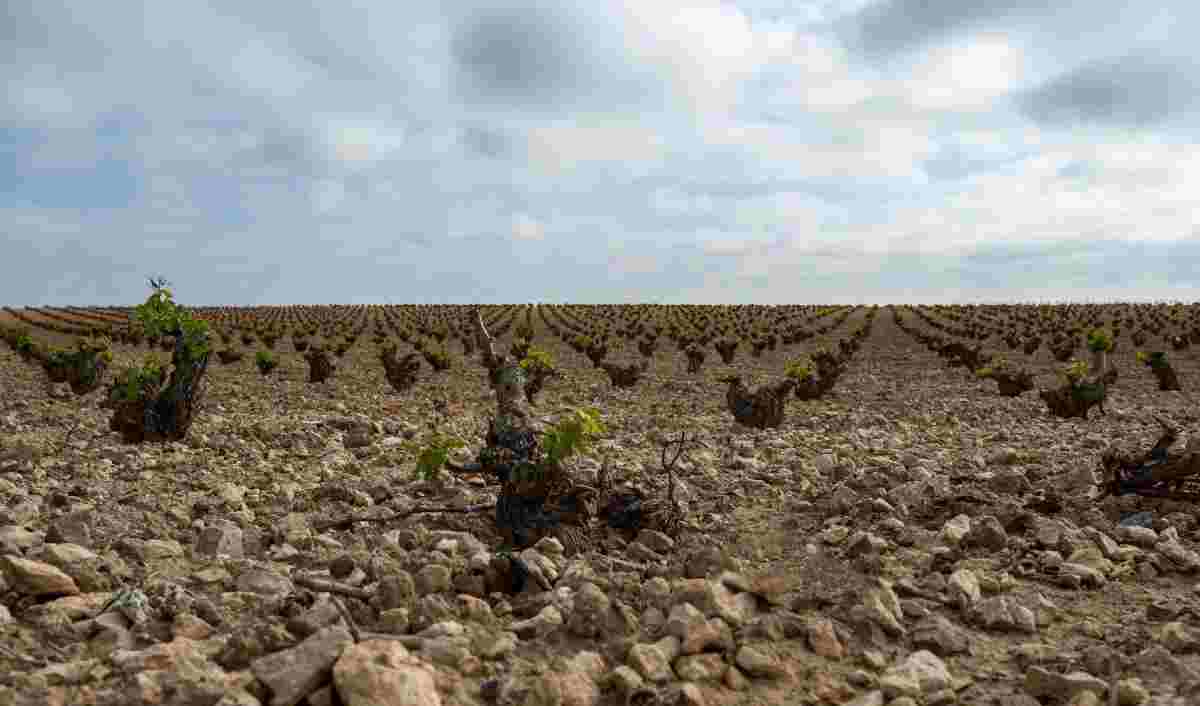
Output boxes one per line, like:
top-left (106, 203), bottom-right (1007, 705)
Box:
top-left (447, 2), bottom-right (664, 114)
top-left (1018, 53), bottom-right (1200, 128)
top-left (837, 0), bottom-right (1159, 63)
top-left (451, 7), bottom-right (581, 107)
top-left (1164, 238), bottom-right (1200, 287)
top-left (959, 239), bottom-right (1200, 291)
top-left (960, 240), bottom-right (1092, 268)
top-left (839, 0), bottom-right (1043, 59)
top-left (458, 124), bottom-right (518, 159)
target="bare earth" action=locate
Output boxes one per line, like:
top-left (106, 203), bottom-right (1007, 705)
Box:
top-left (1, 306), bottom-right (1199, 706)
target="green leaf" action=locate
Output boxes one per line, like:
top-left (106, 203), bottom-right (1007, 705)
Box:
top-left (110, 356), bottom-right (165, 402)
top-left (542, 407), bottom-right (605, 467)
top-left (519, 346), bottom-right (555, 372)
top-left (784, 358), bottom-right (814, 381)
top-left (131, 282), bottom-right (210, 360)
top-left (409, 433), bottom-right (466, 480)
top-left (1086, 328), bottom-right (1113, 353)
top-left (1063, 359), bottom-right (1089, 384)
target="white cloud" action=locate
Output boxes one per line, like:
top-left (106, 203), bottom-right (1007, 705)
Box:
top-left (608, 252), bottom-right (661, 274)
top-left (777, 34), bottom-right (874, 111)
top-left (701, 237), bottom-right (757, 257)
top-left (512, 213), bottom-right (546, 241)
top-left (2, 203), bottom-right (86, 237)
top-left (903, 35), bottom-right (1027, 111)
top-left (230, 37), bottom-right (318, 100)
top-left (700, 117), bottom-right (936, 180)
top-left (527, 119), bottom-right (665, 172)
top-left (319, 118), bottom-right (410, 166)
top-left (730, 191), bottom-right (827, 233)
top-left (651, 188), bottom-right (715, 217)
top-left (619, 1), bottom-right (799, 114)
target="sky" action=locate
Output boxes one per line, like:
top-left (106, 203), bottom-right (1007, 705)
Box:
top-left (3, 0), bottom-right (1199, 306)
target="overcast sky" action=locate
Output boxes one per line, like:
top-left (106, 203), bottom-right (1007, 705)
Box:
top-left (4, 0), bottom-right (1199, 305)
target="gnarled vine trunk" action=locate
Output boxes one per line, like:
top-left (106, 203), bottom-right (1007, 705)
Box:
top-left (472, 311), bottom-right (588, 551)
top-left (110, 330), bottom-right (210, 443)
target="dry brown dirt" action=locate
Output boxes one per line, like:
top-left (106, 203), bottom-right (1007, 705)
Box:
top-left (1, 305), bottom-right (1199, 706)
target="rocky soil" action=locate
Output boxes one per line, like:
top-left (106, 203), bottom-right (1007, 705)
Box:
top-left (2, 307), bottom-right (1200, 706)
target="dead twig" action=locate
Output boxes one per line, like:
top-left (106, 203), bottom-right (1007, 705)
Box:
top-left (331, 596), bottom-right (362, 643)
top-left (0, 643), bottom-right (44, 667)
top-left (313, 502), bottom-right (494, 532)
top-left (597, 454), bottom-right (611, 501)
top-left (1109, 654), bottom-right (1119, 706)
top-left (314, 447), bottom-right (345, 462)
top-left (59, 416), bottom-right (85, 454)
top-left (660, 430), bottom-right (697, 532)
top-left (587, 552), bottom-right (649, 573)
top-left (661, 430), bottom-right (690, 472)
top-left (294, 574), bottom-right (372, 601)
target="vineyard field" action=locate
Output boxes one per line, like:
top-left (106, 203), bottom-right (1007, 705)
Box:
top-left (1, 301), bottom-right (1199, 705)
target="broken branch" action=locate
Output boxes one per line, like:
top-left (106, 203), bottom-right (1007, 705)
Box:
top-left (331, 596), bottom-right (362, 642)
top-left (294, 575), bottom-right (372, 601)
top-left (313, 503), bottom-right (494, 532)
